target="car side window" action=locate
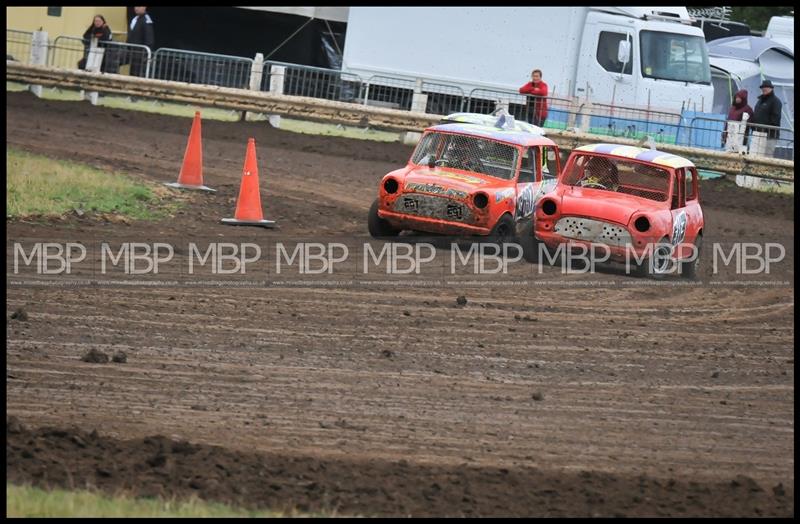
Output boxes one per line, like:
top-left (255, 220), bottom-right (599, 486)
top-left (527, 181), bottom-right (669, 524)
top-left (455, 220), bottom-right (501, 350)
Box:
top-left (685, 168), bottom-right (697, 200)
top-left (672, 169), bottom-right (684, 209)
top-left (518, 148), bottom-right (536, 183)
top-left (542, 146), bottom-right (558, 180)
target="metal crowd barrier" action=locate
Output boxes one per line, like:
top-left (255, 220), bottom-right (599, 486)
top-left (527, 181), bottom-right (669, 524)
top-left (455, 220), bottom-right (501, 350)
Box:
top-left (102, 41), bottom-right (152, 77)
top-left (47, 36), bottom-right (151, 76)
top-left (48, 35), bottom-right (86, 70)
top-left (150, 48), bottom-right (253, 89)
top-left (362, 75), bottom-right (415, 111)
top-left (465, 87), bottom-right (528, 117)
top-left (683, 115), bottom-right (728, 150)
top-left (263, 61), bottom-right (364, 103)
top-left (584, 102), bottom-right (682, 143)
top-left (462, 89), bottom-right (577, 130)
top-left (10, 28), bottom-right (795, 163)
top-left (420, 81), bottom-right (466, 115)
top-left (673, 116), bottom-right (793, 160)
top-left (744, 122), bottom-right (794, 160)
top-left (6, 29), bottom-right (34, 65)
top-left (463, 88), bottom-right (691, 149)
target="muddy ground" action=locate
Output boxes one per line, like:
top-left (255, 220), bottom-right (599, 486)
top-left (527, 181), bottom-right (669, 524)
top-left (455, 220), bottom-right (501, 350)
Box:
top-left (5, 91), bottom-right (795, 516)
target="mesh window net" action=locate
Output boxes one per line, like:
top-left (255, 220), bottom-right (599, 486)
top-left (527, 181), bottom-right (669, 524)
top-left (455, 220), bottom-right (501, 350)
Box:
top-left (562, 155), bottom-right (671, 202)
top-left (412, 132), bottom-right (519, 180)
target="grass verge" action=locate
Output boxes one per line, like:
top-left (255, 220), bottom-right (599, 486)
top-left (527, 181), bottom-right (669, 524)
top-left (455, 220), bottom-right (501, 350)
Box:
top-left (6, 484), bottom-right (290, 517)
top-left (6, 147), bottom-right (185, 220)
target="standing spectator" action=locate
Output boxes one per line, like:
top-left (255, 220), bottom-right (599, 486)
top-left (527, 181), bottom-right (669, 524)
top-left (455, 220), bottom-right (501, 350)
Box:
top-left (518, 69), bottom-right (549, 128)
top-left (750, 80), bottom-right (783, 156)
top-left (127, 6), bottom-right (154, 77)
top-left (721, 89), bottom-right (753, 148)
top-left (79, 15), bottom-right (112, 71)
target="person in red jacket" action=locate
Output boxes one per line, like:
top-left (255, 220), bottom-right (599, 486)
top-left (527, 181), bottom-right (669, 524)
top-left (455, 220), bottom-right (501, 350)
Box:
top-left (721, 89), bottom-right (754, 147)
top-left (518, 69), bottom-right (549, 127)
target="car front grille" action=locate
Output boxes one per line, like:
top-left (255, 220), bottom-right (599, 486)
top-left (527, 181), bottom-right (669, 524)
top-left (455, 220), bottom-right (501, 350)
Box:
top-left (392, 194), bottom-right (473, 223)
top-left (553, 216), bottom-right (632, 247)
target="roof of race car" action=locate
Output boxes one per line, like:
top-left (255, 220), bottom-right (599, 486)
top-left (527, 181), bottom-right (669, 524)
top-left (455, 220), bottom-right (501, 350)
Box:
top-left (426, 122), bottom-right (555, 147)
top-left (575, 144), bottom-right (695, 169)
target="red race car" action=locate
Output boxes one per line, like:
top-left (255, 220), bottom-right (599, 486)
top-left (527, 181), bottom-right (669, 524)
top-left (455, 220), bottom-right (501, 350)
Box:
top-left (532, 144), bottom-right (704, 278)
top-left (368, 112), bottom-right (561, 242)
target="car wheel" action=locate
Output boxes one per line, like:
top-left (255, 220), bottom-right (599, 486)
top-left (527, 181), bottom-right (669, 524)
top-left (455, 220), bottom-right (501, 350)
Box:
top-left (488, 214), bottom-right (516, 245)
top-left (368, 199), bottom-right (400, 238)
top-left (518, 220), bottom-right (541, 263)
top-left (680, 235), bottom-right (703, 280)
top-left (633, 237), bottom-right (673, 279)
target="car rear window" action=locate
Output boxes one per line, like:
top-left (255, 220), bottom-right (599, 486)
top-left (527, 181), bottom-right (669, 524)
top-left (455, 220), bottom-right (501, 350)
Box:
top-left (411, 132), bottom-right (518, 180)
top-left (561, 154), bottom-right (670, 202)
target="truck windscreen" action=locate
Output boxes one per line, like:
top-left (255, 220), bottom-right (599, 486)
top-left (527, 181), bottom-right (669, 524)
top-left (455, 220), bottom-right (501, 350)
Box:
top-left (640, 31), bottom-right (711, 84)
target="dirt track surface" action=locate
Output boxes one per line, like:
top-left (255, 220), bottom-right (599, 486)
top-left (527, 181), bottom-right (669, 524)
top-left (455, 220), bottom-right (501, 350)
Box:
top-left (5, 92), bottom-right (795, 516)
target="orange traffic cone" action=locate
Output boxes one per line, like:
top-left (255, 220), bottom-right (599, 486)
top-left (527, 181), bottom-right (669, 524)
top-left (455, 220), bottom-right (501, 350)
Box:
top-left (165, 111), bottom-right (215, 192)
top-left (221, 138), bottom-right (276, 228)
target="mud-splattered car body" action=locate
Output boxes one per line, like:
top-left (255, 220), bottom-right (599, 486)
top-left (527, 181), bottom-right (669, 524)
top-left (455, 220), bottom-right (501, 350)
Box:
top-left (534, 144), bottom-right (704, 276)
top-left (369, 115), bottom-right (561, 238)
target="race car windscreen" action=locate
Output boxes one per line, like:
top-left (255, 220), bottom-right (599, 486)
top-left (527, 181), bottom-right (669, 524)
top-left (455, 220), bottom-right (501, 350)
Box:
top-left (411, 132), bottom-right (518, 180)
top-left (561, 154), bottom-right (671, 202)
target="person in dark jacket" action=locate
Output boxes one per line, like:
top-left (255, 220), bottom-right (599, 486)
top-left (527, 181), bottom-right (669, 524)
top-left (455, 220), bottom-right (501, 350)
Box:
top-left (750, 79), bottom-right (783, 156)
top-left (127, 6), bottom-right (154, 77)
top-left (79, 15), bottom-right (112, 71)
top-left (721, 89), bottom-right (753, 147)
top-left (518, 69), bottom-right (549, 128)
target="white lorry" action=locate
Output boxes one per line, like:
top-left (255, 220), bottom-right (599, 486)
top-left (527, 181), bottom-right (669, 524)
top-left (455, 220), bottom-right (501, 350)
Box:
top-left (342, 7), bottom-right (714, 114)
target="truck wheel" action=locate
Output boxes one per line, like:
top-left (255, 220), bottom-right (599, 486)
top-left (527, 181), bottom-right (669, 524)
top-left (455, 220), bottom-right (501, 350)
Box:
top-left (368, 199), bottom-right (400, 238)
top-left (681, 235), bottom-right (703, 280)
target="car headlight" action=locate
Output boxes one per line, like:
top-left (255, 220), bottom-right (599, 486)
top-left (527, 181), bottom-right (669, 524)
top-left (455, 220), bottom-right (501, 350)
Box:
top-left (473, 192), bottom-right (489, 209)
top-left (383, 178), bottom-right (399, 194)
top-left (541, 198), bottom-right (557, 216)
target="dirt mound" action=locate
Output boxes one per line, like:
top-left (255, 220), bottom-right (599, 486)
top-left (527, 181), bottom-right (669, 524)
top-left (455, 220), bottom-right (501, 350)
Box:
top-left (6, 420), bottom-right (792, 517)
top-left (81, 349), bottom-right (109, 364)
top-left (10, 307), bottom-right (28, 321)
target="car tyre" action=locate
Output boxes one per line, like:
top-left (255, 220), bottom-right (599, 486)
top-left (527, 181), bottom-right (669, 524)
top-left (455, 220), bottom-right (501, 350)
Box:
top-left (632, 237), bottom-right (673, 279)
top-left (680, 235), bottom-right (703, 280)
top-left (518, 220), bottom-right (541, 263)
top-left (488, 214), bottom-right (516, 245)
top-left (368, 199), bottom-right (400, 238)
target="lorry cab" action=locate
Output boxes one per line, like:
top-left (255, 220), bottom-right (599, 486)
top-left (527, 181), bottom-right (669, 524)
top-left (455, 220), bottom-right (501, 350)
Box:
top-left (575, 7), bottom-right (712, 110)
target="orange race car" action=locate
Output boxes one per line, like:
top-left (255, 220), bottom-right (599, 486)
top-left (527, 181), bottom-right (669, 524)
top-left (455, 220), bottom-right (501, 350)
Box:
top-left (532, 144), bottom-right (705, 278)
top-left (368, 112), bottom-right (561, 242)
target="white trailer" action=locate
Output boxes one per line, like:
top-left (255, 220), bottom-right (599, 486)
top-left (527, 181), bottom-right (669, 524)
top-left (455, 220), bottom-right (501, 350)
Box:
top-left (342, 7), bottom-right (714, 113)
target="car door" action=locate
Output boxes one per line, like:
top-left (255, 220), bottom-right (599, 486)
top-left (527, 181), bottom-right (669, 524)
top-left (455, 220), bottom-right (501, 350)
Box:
top-left (669, 168), bottom-right (691, 259)
top-left (682, 167), bottom-right (703, 244)
top-left (514, 147), bottom-right (537, 221)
